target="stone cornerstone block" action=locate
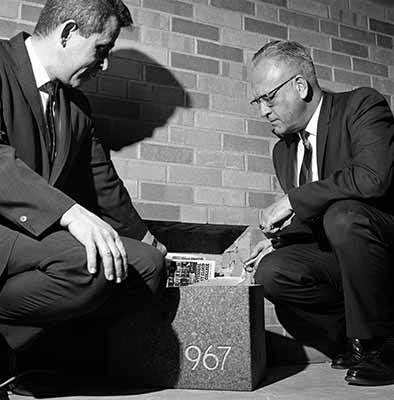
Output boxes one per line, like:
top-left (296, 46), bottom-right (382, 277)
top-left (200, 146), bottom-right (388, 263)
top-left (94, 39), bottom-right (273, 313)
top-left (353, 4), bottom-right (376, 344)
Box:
top-left (107, 280), bottom-right (266, 391)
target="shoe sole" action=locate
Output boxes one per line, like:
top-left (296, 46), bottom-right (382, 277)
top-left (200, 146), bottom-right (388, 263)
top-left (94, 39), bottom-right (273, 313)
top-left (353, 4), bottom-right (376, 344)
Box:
top-left (345, 375), bottom-right (394, 386)
top-left (331, 364), bottom-right (357, 370)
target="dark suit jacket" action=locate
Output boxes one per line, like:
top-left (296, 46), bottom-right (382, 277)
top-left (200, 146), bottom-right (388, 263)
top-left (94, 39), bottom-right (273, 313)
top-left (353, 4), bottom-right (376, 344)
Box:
top-left (0, 32), bottom-right (147, 275)
top-left (273, 88), bottom-right (394, 239)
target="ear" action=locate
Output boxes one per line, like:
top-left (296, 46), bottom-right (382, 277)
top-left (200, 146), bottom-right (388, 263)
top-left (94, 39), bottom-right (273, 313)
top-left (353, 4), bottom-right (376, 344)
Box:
top-left (294, 75), bottom-right (309, 100)
top-left (60, 20), bottom-right (78, 48)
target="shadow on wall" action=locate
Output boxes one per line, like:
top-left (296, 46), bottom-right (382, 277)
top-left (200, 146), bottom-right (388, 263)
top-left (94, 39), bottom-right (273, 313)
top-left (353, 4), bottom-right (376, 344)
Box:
top-left (83, 46), bottom-right (192, 151)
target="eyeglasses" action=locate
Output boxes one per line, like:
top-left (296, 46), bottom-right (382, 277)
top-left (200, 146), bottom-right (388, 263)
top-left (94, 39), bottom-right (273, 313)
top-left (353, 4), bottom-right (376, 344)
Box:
top-left (250, 74), bottom-right (298, 107)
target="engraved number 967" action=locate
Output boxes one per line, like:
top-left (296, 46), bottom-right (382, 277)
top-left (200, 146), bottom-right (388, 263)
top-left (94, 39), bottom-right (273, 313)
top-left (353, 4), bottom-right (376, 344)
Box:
top-left (184, 345), bottom-right (232, 371)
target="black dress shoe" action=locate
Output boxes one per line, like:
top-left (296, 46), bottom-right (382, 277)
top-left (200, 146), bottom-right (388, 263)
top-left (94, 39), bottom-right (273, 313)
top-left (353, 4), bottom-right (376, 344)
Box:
top-left (331, 338), bottom-right (364, 369)
top-left (345, 349), bottom-right (394, 386)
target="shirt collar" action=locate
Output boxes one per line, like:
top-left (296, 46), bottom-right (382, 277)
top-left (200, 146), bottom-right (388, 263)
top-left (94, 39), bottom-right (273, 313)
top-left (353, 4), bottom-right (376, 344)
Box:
top-left (304, 96), bottom-right (323, 136)
top-left (25, 36), bottom-right (51, 90)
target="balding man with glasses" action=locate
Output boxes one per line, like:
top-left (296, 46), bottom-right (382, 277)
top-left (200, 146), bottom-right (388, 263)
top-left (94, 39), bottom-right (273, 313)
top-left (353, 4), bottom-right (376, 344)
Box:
top-left (246, 40), bottom-right (394, 386)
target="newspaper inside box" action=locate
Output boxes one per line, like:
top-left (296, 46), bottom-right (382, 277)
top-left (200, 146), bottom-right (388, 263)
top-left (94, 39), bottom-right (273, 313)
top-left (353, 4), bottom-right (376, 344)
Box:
top-left (165, 253), bottom-right (216, 287)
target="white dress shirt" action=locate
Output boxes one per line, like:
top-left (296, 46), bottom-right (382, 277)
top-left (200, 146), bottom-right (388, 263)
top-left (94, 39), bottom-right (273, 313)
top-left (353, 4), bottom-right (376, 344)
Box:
top-left (25, 37), bottom-right (51, 113)
top-left (296, 97), bottom-right (323, 186)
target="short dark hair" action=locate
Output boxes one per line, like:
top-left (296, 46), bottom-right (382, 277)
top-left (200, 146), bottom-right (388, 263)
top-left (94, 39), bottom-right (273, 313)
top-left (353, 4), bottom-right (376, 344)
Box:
top-left (34, 0), bottom-right (133, 38)
top-left (252, 40), bottom-right (318, 85)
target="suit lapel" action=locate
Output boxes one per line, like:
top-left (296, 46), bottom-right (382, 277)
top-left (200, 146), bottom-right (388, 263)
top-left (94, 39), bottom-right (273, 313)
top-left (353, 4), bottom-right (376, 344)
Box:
top-left (274, 134), bottom-right (299, 192)
top-left (50, 86), bottom-right (72, 185)
top-left (10, 33), bottom-right (51, 180)
top-left (316, 92), bottom-right (333, 179)
top-left (287, 136), bottom-right (299, 190)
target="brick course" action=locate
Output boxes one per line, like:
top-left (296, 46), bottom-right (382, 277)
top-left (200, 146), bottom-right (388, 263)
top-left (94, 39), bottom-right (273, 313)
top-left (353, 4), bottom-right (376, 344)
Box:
top-left (197, 40), bottom-right (244, 63)
top-left (330, 7), bottom-right (368, 29)
top-left (339, 25), bottom-right (376, 45)
top-left (140, 143), bottom-right (193, 164)
top-left (172, 18), bottom-right (219, 41)
top-left (211, 0), bottom-right (255, 15)
top-left (289, 28), bottom-right (331, 50)
top-left (331, 38), bottom-right (369, 57)
top-left (320, 20), bottom-right (339, 36)
top-left (334, 68), bottom-right (371, 86)
top-left (370, 18), bottom-right (394, 36)
top-left (313, 49), bottom-right (351, 69)
top-left (169, 165), bottom-right (222, 186)
top-left (222, 27), bottom-right (267, 50)
top-left (195, 187), bottom-right (245, 206)
top-left (244, 17), bottom-right (288, 39)
top-left (195, 150), bottom-right (226, 168)
top-left (247, 155), bottom-right (275, 174)
top-left (180, 204), bottom-right (207, 223)
top-left (377, 34), bottom-right (393, 49)
top-left (143, 0), bottom-right (193, 18)
top-left (171, 52), bottom-right (219, 74)
top-left (133, 8), bottom-right (170, 31)
top-left (256, 3), bottom-right (278, 22)
top-left (353, 58), bottom-right (388, 77)
top-left (0, 0), bottom-right (19, 19)
top-left (195, 4), bottom-right (242, 28)
top-left (351, 0), bottom-right (385, 20)
top-left (223, 134), bottom-right (270, 156)
top-left (134, 202), bottom-right (181, 221)
top-left (279, 9), bottom-right (320, 32)
top-left (21, 4), bottom-right (41, 22)
top-left (248, 192), bottom-right (278, 209)
top-left (140, 182), bottom-right (194, 204)
top-left (288, 0), bottom-right (329, 18)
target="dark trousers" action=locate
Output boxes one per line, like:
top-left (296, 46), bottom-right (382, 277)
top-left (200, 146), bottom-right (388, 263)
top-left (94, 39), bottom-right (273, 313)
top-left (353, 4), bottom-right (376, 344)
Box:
top-left (254, 200), bottom-right (394, 344)
top-left (0, 229), bottom-right (165, 351)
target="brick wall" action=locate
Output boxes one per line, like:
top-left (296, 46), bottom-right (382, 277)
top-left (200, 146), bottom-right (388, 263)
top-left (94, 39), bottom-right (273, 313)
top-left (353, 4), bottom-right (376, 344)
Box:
top-left (1, 0), bottom-right (394, 226)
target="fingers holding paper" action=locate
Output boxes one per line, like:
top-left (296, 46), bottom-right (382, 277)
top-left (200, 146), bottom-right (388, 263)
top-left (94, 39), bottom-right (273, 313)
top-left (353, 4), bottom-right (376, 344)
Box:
top-left (259, 194), bottom-right (293, 233)
top-left (244, 238), bottom-right (274, 269)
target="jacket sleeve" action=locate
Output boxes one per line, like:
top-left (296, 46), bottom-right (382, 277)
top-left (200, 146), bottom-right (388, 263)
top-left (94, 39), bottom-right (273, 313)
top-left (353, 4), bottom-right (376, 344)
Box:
top-left (288, 88), bottom-right (394, 222)
top-left (0, 144), bottom-right (75, 236)
top-left (65, 128), bottom-right (148, 240)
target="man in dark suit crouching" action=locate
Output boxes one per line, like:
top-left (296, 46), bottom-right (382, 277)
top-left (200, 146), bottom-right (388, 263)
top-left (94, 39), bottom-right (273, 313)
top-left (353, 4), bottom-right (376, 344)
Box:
top-left (0, 0), bottom-right (166, 390)
top-left (248, 40), bottom-right (394, 386)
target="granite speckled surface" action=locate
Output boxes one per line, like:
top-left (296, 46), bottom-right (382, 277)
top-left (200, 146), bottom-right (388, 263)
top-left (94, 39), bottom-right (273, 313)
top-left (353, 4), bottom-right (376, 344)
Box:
top-left (107, 282), bottom-right (266, 391)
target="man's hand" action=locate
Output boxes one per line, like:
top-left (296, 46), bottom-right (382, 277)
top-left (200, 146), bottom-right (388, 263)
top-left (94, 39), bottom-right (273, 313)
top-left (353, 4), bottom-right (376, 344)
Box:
top-left (60, 204), bottom-right (128, 283)
top-left (259, 194), bottom-right (293, 234)
top-left (244, 239), bottom-right (272, 268)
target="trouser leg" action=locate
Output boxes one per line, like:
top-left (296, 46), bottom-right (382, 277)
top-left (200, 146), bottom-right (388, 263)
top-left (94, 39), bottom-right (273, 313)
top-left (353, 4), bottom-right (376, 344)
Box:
top-left (323, 200), bottom-right (394, 339)
top-left (254, 242), bottom-right (345, 344)
top-left (91, 235), bottom-right (166, 318)
top-left (0, 230), bottom-right (164, 350)
top-left (0, 230), bottom-right (113, 350)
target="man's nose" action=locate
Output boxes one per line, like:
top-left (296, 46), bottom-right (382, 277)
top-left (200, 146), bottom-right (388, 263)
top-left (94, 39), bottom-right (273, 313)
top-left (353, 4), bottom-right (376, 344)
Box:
top-left (259, 102), bottom-right (271, 118)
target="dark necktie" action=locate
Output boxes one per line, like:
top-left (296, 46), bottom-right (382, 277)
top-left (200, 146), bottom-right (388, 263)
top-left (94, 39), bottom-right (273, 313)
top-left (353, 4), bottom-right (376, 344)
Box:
top-left (39, 81), bottom-right (59, 167)
top-left (299, 130), bottom-right (313, 186)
